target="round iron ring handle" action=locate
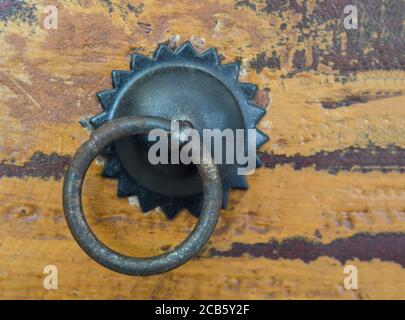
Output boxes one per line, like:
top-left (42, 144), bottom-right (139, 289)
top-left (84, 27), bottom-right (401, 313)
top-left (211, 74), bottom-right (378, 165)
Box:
top-left (63, 115), bottom-right (222, 276)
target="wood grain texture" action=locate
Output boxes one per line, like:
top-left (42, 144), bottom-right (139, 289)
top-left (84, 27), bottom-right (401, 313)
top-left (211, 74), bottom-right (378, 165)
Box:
top-left (0, 0), bottom-right (404, 299)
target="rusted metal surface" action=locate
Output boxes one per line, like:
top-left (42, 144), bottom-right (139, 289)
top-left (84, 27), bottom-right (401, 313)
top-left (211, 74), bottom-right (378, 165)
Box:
top-left (63, 116), bottom-right (222, 275)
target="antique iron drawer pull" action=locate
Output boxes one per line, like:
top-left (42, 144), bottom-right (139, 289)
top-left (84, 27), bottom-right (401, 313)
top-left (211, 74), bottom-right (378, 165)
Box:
top-left (63, 116), bottom-right (222, 276)
top-left (63, 41), bottom-right (268, 275)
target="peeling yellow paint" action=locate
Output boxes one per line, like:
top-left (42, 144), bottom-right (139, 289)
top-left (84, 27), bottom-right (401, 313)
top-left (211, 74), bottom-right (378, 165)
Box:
top-left (1, 0), bottom-right (404, 299)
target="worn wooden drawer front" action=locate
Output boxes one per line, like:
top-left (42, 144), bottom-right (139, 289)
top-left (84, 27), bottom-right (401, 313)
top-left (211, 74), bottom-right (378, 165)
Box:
top-left (0, 0), bottom-right (404, 299)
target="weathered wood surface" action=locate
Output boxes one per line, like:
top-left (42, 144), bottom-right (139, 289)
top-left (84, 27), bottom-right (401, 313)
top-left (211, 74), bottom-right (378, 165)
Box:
top-left (0, 0), bottom-right (404, 299)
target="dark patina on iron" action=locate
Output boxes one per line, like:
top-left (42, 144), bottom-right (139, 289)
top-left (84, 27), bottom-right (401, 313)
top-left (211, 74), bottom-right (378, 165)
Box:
top-left (63, 116), bottom-right (222, 276)
top-left (63, 42), bottom-right (268, 275)
top-left (88, 41), bottom-right (268, 218)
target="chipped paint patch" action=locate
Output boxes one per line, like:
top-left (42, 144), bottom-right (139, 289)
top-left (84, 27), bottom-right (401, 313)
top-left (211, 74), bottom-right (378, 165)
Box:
top-left (321, 91), bottom-right (403, 109)
top-left (260, 145), bottom-right (405, 174)
top-left (0, 152), bottom-right (70, 180)
top-left (0, 0), bottom-right (37, 26)
top-left (210, 232), bottom-right (405, 268)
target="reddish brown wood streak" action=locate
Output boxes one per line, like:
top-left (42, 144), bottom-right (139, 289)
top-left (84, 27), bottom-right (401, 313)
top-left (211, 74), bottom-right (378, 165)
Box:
top-left (210, 232), bottom-right (405, 268)
top-left (0, 152), bottom-right (70, 180)
top-left (321, 92), bottom-right (403, 109)
top-left (259, 145), bottom-right (405, 174)
top-left (3, 145), bottom-right (405, 180)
